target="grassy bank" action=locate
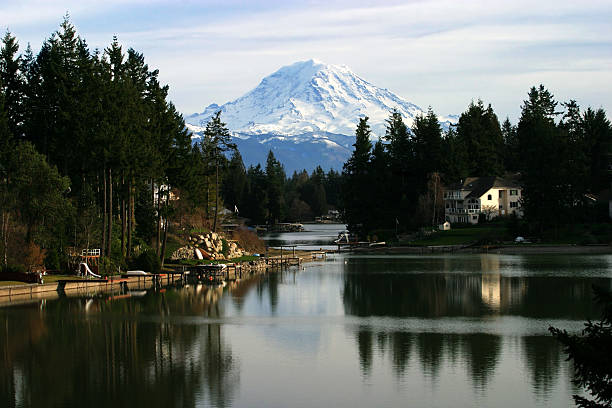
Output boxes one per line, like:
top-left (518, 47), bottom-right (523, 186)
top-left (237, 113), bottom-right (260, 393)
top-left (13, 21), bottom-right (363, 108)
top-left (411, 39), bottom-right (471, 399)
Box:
top-left (408, 224), bottom-right (509, 246)
top-left (404, 221), bottom-right (612, 247)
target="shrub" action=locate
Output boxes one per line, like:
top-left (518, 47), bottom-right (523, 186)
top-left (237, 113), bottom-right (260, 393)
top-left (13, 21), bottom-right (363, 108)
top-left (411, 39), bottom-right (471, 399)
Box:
top-left (231, 228), bottom-right (265, 253)
top-left (131, 250), bottom-right (161, 274)
top-left (550, 286), bottom-right (612, 408)
top-left (23, 242), bottom-right (46, 269)
top-left (44, 248), bottom-right (60, 271)
top-left (221, 238), bottom-right (229, 257)
top-left (0, 264), bottom-right (27, 274)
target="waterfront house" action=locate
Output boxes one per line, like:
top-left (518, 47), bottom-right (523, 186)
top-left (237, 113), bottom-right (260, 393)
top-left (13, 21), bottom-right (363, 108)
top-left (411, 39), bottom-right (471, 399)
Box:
top-left (444, 177), bottom-right (522, 224)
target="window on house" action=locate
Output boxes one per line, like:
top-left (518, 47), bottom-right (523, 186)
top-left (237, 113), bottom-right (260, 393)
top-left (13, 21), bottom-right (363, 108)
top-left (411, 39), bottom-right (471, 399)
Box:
top-left (487, 194), bottom-right (492, 200)
top-left (499, 204), bottom-right (503, 209)
top-left (510, 190), bottom-right (518, 196)
top-left (499, 190), bottom-right (504, 198)
top-left (510, 202), bottom-right (518, 208)
top-left (472, 215), bottom-right (478, 220)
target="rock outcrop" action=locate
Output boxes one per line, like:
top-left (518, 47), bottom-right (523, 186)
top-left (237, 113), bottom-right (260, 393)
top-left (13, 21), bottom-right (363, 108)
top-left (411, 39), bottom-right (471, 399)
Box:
top-left (170, 231), bottom-right (248, 261)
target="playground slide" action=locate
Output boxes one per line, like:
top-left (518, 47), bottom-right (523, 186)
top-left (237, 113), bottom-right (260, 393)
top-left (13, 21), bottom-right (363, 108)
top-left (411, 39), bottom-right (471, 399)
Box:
top-left (80, 262), bottom-right (101, 278)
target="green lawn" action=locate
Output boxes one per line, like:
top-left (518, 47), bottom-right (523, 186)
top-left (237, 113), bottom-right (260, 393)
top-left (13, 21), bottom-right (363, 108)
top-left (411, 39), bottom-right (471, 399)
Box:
top-left (409, 225), bottom-right (509, 246)
top-left (0, 281), bottom-right (27, 286)
top-left (43, 274), bottom-right (85, 283)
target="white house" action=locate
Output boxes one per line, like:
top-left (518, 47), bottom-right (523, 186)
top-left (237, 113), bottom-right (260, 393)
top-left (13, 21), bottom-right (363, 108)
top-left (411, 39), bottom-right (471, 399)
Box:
top-left (444, 177), bottom-right (522, 224)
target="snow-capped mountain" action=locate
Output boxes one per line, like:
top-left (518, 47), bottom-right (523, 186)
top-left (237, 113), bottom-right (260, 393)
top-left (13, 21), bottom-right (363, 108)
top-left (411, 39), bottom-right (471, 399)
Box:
top-left (185, 59), bottom-right (454, 172)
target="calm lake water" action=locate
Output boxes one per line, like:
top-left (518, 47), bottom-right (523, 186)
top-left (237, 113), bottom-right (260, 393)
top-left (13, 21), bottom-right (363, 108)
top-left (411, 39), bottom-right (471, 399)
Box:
top-left (2, 228), bottom-right (611, 407)
top-left (262, 223), bottom-right (346, 250)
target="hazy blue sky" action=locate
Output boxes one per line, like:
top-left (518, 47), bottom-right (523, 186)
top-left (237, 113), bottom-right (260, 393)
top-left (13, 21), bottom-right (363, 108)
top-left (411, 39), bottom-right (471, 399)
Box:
top-left (2, 0), bottom-right (611, 121)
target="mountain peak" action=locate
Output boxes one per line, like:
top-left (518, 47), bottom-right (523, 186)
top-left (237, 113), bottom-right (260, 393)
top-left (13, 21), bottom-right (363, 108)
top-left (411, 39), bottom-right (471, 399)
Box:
top-left (186, 60), bottom-right (453, 137)
top-left (185, 60), bottom-right (456, 171)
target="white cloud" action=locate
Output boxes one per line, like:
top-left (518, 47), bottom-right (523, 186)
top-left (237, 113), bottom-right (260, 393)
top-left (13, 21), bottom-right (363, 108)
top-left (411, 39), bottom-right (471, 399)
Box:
top-left (2, 0), bottom-right (611, 120)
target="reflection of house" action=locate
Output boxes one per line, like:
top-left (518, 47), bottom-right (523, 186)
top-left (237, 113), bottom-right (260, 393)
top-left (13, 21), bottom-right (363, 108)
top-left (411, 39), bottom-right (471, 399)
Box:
top-left (444, 177), bottom-right (522, 224)
top-left (481, 274), bottom-right (501, 309)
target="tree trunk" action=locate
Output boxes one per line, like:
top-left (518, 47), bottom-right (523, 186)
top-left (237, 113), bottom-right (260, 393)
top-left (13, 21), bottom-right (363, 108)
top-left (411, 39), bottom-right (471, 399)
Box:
top-left (155, 182), bottom-right (161, 256)
top-left (102, 168), bottom-right (107, 256)
top-left (431, 173), bottom-right (438, 227)
top-left (160, 188), bottom-right (170, 267)
top-left (206, 177), bottom-right (210, 221)
top-left (121, 174), bottom-right (126, 259)
top-left (127, 176), bottom-right (133, 258)
top-left (107, 167), bottom-right (113, 258)
top-left (1, 212), bottom-right (8, 267)
top-left (213, 158), bottom-right (219, 232)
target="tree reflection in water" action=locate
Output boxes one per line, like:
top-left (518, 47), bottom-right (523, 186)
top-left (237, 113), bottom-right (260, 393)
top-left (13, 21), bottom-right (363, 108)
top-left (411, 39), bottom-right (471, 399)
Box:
top-left (0, 285), bottom-right (239, 408)
top-left (522, 336), bottom-right (562, 401)
top-left (341, 255), bottom-right (608, 395)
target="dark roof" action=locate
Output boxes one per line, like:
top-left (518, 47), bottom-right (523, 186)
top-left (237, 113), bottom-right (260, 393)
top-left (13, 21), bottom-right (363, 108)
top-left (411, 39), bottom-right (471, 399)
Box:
top-left (445, 176), bottom-right (521, 199)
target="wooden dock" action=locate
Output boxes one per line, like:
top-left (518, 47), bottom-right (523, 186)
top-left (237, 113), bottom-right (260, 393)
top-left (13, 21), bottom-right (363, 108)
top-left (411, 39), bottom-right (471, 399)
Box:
top-left (0, 273), bottom-right (186, 306)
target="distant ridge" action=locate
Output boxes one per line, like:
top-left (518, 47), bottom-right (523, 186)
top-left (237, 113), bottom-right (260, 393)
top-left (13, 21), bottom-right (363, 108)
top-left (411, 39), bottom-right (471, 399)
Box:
top-left (185, 59), bottom-right (456, 172)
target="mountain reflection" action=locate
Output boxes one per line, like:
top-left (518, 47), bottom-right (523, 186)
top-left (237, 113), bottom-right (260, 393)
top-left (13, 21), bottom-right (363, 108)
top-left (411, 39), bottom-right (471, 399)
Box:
top-left (0, 285), bottom-right (239, 408)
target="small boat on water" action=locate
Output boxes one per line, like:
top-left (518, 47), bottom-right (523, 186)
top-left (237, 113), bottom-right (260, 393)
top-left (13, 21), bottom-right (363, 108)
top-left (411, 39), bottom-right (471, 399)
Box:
top-left (124, 270), bottom-right (149, 276)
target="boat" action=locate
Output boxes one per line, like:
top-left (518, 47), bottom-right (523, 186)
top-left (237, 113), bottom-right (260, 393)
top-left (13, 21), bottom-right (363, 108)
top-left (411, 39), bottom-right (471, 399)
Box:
top-left (124, 270), bottom-right (149, 276)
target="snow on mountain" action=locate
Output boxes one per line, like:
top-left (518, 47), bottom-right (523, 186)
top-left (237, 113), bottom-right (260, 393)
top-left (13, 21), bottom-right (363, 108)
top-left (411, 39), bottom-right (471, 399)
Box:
top-left (187, 59), bottom-right (453, 137)
top-left (185, 59), bottom-right (455, 172)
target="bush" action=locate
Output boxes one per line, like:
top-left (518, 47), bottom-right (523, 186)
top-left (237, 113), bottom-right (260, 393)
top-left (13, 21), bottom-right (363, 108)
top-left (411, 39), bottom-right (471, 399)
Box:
top-left (368, 229), bottom-right (396, 242)
top-left (221, 238), bottom-right (229, 257)
top-left (550, 286), bottom-right (612, 408)
top-left (0, 264), bottom-right (27, 274)
top-left (44, 248), bottom-right (60, 271)
top-left (131, 250), bottom-right (161, 274)
top-left (231, 228), bottom-right (265, 253)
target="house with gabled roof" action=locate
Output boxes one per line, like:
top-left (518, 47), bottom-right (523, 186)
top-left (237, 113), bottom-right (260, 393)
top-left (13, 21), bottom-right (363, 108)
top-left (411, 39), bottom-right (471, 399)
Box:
top-left (444, 176), bottom-right (522, 224)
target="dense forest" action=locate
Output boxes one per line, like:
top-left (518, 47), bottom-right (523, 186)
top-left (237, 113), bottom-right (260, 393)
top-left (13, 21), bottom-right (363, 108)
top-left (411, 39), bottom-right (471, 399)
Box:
top-left (341, 90), bottom-right (612, 239)
top-left (1, 18), bottom-right (611, 273)
top-left (0, 18), bottom-right (344, 273)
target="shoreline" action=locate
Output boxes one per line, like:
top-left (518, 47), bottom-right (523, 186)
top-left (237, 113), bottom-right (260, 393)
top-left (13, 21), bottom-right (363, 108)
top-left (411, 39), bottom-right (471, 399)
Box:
top-left (352, 244), bottom-right (612, 255)
top-left (0, 251), bottom-right (324, 307)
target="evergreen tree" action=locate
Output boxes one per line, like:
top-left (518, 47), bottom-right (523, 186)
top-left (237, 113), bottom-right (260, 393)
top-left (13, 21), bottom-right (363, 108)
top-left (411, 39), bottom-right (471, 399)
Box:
top-left (324, 169), bottom-right (342, 209)
top-left (384, 110), bottom-right (414, 228)
top-left (368, 139), bottom-right (392, 229)
top-left (412, 107), bottom-right (442, 191)
top-left (0, 85), bottom-right (14, 266)
top-left (342, 117), bottom-right (373, 237)
top-left (222, 150), bottom-right (248, 213)
top-left (581, 108), bottom-right (612, 194)
top-left (550, 286), bottom-right (612, 408)
top-left (265, 150), bottom-right (286, 224)
top-left (440, 127), bottom-right (469, 184)
top-left (0, 31), bottom-right (24, 137)
top-left (517, 85), bottom-right (566, 232)
top-left (501, 118), bottom-right (520, 172)
top-left (456, 100), bottom-right (504, 176)
top-left (244, 164), bottom-right (268, 224)
top-left (203, 111), bottom-right (236, 231)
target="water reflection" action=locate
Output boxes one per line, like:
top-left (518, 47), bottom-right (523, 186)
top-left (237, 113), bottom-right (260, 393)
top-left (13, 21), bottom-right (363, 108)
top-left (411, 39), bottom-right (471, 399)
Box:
top-left (523, 336), bottom-right (563, 400)
top-left (341, 253), bottom-right (611, 399)
top-left (263, 223), bottom-right (346, 250)
top-left (0, 286), bottom-right (239, 408)
top-left (1, 252), bottom-right (610, 408)
top-left (342, 258), bottom-right (608, 318)
top-left (350, 328), bottom-right (572, 397)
